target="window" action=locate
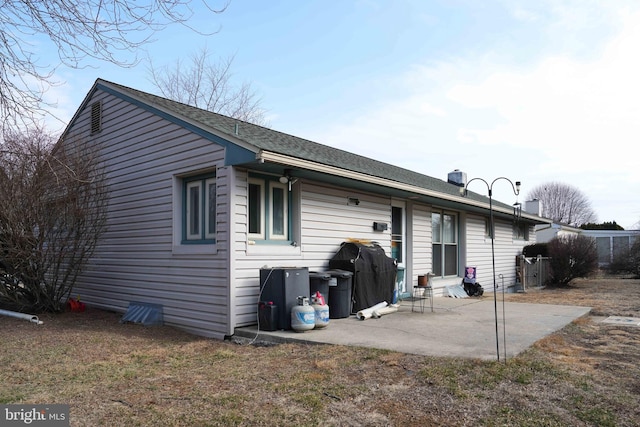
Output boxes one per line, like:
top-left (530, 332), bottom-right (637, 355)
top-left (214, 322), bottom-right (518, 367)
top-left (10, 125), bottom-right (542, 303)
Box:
top-left (391, 206), bottom-right (403, 263)
top-left (432, 211), bottom-right (458, 277)
top-left (248, 175), bottom-right (290, 242)
top-left (184, 174), bottom-right (216, 243)
top-left (596, 237), bottom-right (611, 264)
top-left (484, 217), bottom-right (493, 239)
top-left (613, 236), bottom-right (630, 259)
top-left (513, 223), bottom-right (529, 241)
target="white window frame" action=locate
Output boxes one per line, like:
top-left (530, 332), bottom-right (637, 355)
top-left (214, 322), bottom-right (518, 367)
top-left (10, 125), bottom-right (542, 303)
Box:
top-left (513, 222), bottom-right (529, 241)
top-left (184, 174), bottom-right (216, 243)
top-left (248, 178), bottom-right (266, 240)
top-left (485, 217), bottom-right (493, 239)
top-left (432, 210), bottom-right (459, 277)
top-left (268, 181), bottom-right (289, 240)
top-left (186, 180), bottom-right (202, 241)
top-left (248, 175), bottom-right (291, 243)
top-left (204, 177), bottom-right (217, 240)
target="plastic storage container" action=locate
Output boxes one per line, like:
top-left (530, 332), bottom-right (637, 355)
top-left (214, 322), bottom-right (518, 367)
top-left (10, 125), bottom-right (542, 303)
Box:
top-left (259, 267), bottom-right (309, 330)
top-left (309, 271), bottom-right (331, 306)
top-left (326, 269), bottom-right (354, 319)
top-left (258, 301), bottom-right (278, 331)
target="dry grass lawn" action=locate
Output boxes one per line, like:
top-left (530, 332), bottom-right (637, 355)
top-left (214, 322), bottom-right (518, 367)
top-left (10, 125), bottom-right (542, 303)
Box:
top-left (1, 276), bottom-right (639, 426)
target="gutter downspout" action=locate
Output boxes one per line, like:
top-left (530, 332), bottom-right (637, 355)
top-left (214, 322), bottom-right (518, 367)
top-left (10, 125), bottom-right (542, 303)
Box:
top-left (0, 308), bottom-right (44, 325)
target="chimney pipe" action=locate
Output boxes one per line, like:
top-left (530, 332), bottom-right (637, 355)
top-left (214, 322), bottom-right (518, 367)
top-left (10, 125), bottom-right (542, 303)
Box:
top-left (447, 169), bottom-right (467, 187)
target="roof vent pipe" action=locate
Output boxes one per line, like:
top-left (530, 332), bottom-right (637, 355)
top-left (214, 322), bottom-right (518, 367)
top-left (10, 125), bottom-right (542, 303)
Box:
top-left (448, 169), bottom-right (467, 187)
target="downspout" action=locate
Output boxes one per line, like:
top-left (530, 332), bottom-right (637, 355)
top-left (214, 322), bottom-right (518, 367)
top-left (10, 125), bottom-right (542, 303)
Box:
top-left (0, 308), bottom-right (44, 325)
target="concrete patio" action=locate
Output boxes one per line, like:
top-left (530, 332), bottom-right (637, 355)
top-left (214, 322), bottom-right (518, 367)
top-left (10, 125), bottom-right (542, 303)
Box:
top-left (235, 295), bottom-right (592, 360)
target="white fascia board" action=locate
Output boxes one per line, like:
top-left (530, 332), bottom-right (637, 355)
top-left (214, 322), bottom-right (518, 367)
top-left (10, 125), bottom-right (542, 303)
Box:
top-left (257, 150), bottom-right (547, 223)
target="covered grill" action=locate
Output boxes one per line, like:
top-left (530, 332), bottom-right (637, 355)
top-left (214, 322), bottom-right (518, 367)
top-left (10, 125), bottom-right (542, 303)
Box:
top-left (328, 242), bottom-right (397, 313)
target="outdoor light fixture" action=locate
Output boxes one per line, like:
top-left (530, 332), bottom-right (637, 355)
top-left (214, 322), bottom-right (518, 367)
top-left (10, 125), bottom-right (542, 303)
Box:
top-left (461, 176), bottom-right (521, 362)
top-left (279, 169), bottom-right (298, 190)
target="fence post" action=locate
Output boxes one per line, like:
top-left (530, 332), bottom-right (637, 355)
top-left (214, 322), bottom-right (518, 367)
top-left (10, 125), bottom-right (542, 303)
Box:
top-left (537, 254), bottom-right (542, 288)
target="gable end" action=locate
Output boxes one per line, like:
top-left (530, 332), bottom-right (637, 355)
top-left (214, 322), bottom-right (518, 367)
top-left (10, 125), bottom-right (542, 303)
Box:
top-left (95, 82), bottom-right (257, 165)
top-left (90, 101), bottom-right (102, 134)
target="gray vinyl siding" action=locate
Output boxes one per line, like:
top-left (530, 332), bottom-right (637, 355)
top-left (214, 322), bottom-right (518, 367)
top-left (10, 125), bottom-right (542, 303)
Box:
top-left (232, 179), bottom-right (394, 327)
top-left (64, 89), bottom-right (231, 339)
top-left (300, 183), bottom-right (392, 256)
top-left (58, 80), bottom-right (548, 341)
top-left (465, 214), bottom-right (534, 291)
top-left (410, 203), bottom-right (432, 288)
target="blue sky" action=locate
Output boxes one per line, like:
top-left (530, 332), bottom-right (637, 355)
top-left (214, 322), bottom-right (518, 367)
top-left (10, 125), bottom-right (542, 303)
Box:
top-left (41, 0), bottom-right (640, 228)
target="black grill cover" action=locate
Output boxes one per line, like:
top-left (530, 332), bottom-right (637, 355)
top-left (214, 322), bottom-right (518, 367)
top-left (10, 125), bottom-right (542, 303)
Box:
top-left (328, 242), bottom-right (397, 313)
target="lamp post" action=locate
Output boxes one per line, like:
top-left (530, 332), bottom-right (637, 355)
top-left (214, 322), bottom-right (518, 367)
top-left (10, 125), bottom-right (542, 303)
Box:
top-left (460, 177), bottom-right (520, 362)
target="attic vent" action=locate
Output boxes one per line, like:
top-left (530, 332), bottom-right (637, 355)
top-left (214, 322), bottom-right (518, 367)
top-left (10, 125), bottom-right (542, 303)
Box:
top-left (90, 101), bottom-right (102, 134)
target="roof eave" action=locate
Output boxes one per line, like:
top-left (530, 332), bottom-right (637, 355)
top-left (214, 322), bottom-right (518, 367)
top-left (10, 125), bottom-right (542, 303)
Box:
top-left (257, 150), bottom-right (549, 224)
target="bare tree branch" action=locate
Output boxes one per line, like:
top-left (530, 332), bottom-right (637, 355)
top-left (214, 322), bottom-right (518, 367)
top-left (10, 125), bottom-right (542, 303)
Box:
top-left (148, 46), bottom-right (268, 126)
top-left (527, 181), bottom-right (597, 227)
top-left (1, 0), bottom-right (229, 131)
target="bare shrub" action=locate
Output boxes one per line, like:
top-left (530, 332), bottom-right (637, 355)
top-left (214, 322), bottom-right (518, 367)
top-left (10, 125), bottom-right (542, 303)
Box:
top-left (608, 239), bottom-right (640, 277)
top-left (547, 235), bottom-right (598, 285)
top-left (0, 129), bottom-right (108, 312)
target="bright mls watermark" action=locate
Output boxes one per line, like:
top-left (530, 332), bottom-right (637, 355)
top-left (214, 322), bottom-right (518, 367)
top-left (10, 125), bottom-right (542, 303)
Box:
top-left (1, 405), bottom-right (69, 426)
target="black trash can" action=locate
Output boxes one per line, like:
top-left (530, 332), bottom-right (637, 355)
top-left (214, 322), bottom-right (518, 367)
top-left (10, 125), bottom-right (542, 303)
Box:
top-left (327, 269), bottom-right (353, 319)
top-left (309, 271), bottom-right (331, 305)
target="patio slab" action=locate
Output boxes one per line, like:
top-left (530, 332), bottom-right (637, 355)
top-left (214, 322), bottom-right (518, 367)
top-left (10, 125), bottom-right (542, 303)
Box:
top-left (235, 296), bottom-right (591, 360)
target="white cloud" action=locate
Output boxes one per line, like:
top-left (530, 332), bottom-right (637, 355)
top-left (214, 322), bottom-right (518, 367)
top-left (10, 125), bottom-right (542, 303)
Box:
top-left (447, 9), bottom-right (640, 175)
top-left (309, 4), bottom-right (640, 228)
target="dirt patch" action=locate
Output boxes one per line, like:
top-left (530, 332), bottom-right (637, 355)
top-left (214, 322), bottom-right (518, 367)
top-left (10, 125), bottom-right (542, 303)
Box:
top-left (2, 277), bottom-right (639, 426)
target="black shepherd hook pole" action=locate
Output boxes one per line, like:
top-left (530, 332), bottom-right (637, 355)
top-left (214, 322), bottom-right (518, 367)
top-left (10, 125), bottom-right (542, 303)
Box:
top-left (461, 177), bottom-right (520, 362)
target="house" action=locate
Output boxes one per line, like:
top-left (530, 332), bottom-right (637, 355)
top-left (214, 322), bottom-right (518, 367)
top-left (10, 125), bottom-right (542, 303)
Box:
top-left (532, 208), bottom-right (640, 267)
top-left (534, 223), bottom-right (582, 243)
top-left (59, 78), bottom-right (550, 339)
top-left (579, 229), bottom-right (640, 266)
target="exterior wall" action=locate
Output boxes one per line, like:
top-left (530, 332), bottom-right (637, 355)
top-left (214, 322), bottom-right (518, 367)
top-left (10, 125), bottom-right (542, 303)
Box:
top-left (232, 178), bottom-right (395, 328)
top-left (65, 89), bottom-right (231, 339)
top-left (580, 229), bottom-right (640, 265)
top-left (408, 203), bottom-right (432, 290)
top-left (231, 180), bottom-right (538, 329)
top-left (535, 224), bottom-right (581, 243)
top-left (535, 226), bottom-right (559, 243)
top-left (63, 89), bottom-right (544, 338)
top-left (465, 214), bottom-right (535, 291)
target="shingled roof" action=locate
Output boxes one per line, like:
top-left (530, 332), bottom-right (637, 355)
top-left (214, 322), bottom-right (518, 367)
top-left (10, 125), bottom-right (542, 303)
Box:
top-left (89, 78), bottom-right (546, 221)
top-left (97, 79), bottom-right (463, 198)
